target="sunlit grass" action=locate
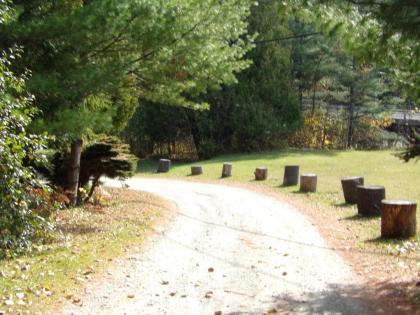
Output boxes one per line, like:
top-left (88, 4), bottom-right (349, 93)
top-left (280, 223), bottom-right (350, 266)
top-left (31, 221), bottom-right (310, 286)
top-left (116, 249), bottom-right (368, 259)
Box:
top-left (137, 149), bottom-right (419, 243)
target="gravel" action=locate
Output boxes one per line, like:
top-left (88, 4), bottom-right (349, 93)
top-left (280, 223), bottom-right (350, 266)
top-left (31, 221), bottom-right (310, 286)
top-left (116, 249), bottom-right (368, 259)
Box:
top-left (58, 178), bottom-right (369, 315)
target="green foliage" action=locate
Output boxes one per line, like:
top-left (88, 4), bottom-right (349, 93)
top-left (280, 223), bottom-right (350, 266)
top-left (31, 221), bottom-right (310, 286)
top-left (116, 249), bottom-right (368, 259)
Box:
top-left (125, 2), bottom-right (302, 159)
top-left (399, 134), bottom-right (420, 162)
top-left (1, 0), bottom-right (254, 139)
top-left (46, 136), bottom-right (136, 201)
top-left (0, 49), bottom-right (53, 256)
top-left (297, 0), bottom-right (420, 102)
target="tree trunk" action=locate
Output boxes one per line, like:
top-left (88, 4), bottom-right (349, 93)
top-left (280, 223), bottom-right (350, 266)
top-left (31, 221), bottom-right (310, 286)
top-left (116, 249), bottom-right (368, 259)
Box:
top-left (67, 138), bottom-right (83, 206)
top-left (300, 174), bottom-right (317, 193)
top-left (283, 165), bottom-right (299, 186)
top-left (341, 176), bottom-right (364, 204)
top-left (311, 83), bottom-right (316, 116)
top-left (221, 162), bottom-right (232, 178)
top-left (85, 175), bottom-right (100, 203)
top-left (357, 185), bottom-right (385, 216)
top-left (381, 200), bottom-right (416, 238)
top-left (157, 159), bottom-right (171, 173)
top-left (346, 59), bottom-right (356, 149)
top-left (191, 165), bottom-right (203, 176)
top-left (254, 167), bottom-right (268, 181)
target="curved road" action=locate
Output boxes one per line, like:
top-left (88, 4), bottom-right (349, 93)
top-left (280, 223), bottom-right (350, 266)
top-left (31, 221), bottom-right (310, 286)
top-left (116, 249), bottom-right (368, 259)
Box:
top-left (59, 178), bottom-right (369, 315)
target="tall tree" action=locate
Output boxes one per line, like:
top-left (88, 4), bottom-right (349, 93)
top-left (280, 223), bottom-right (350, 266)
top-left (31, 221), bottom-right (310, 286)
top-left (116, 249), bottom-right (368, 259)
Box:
top-left (0, 0), bottom-right (253, 202)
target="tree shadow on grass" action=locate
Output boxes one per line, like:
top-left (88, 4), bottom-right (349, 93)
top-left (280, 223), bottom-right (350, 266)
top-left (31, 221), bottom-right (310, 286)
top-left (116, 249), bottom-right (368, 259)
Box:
top-left (334, 202), bottom-right (356, 208)
top-left (136, 149), bottom-right (341, 174)
top-left (344, 214), bottom-right (379, 222)
top-left (58, 223), bottom-right (101, 235)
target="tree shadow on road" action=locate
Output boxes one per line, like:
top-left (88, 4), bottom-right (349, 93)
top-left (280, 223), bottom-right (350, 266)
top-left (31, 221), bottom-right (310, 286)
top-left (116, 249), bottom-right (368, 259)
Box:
top-left (223, 280), bottom-right (418, 315)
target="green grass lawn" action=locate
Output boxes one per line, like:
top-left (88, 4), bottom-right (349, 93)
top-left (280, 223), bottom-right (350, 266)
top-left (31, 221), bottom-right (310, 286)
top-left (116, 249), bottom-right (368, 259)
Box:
top-left (137, 149), bottom-right (419, 241)
top-left (138, 149), bottom-right (419, 206)
top-left (137, 149), bottom-right (420, 307)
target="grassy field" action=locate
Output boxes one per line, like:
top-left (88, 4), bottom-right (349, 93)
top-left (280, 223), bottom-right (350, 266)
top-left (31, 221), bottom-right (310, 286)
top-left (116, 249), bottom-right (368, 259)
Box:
top-left (0, 189), bottom-right (168, 314)
top-left (137, 149), bottom-right (420, 250)
top-left (138, 149), bottom-right (419, 211)
top-left (137, 149), bottom-right (420, 306)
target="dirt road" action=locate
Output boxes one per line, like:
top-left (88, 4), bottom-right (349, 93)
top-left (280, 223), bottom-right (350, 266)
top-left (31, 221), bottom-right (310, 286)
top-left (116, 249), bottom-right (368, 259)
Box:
top-left (59, 178), bottom-right (370, 315)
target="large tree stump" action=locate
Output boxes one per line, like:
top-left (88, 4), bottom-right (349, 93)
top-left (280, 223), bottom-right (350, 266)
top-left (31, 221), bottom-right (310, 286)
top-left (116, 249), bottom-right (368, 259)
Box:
top-left (222, 163), bottom-right (232, 178)
top-left (191, 165), bottom-right (203, 176)
top-left (300, 174), bottom-right (317, 192)
top-left (341, 176), bottom-right (364, 204)
top-left (357, 185), bottom-right (385, 216)
top-left (381, 200), bottom-right (416, 238)
top-left (283, 165), bottom-right (299, 186)
top-left (254, 167), bottom-right (268, 181)
top-left (157, 159), bottom-right (171, 173)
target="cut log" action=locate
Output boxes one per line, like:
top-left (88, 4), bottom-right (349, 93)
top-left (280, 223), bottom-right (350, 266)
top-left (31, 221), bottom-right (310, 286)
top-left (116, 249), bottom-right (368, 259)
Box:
top-left (357, 185), bottom-right (385, 216)
top-left (157, 159), bottom-right (171, 173)
top-left (221, 163), bottom-right (232, 178)
top-left (283, 165), bottom-right (299, 186)
top-left (254, 167), bottom-right (268, 181)
top-left (191, 165), bottom-right (203, 176)
top-left (300, 174), bottom-right (317, 193)
top-left (341, 176), bottom-right (364, 204)
top-left (381, 200), bottom-right (416, 238)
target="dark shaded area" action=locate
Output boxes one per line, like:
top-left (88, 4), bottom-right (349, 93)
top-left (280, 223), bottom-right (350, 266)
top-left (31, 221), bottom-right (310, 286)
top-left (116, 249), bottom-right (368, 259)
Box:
top-left (344, 214), bottom-right (379, 222)
top-left (267, 280), bottom-right (418, 315)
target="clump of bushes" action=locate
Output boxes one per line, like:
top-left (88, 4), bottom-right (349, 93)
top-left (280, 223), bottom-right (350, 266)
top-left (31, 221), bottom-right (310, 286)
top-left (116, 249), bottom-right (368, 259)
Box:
top-left (0, 92), bottom-right (55, 256)
top-left (289, 111), bottom-right (402, 150)
top-left (44, 136), bottom-right (137, 204)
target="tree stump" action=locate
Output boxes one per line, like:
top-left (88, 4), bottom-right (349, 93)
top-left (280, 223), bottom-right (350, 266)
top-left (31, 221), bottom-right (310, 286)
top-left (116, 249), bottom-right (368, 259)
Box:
top-left (157, 159), bottom-right (171, 173)
top-left (300, 174), bottom-right (317, 193)
top-left (381, 200), bottom-right (416, 238)
top-left (341, 176), bottom-right (364, 204)
top-left (357, 185), bottom-right (385, 216)
top-left (254, 167), bottom-right (268, 181)
top-left (191, 165), bottom-right (203, 176)
top-left (283, 165), bottom-right (299, 186)
top-left (221, 163), bottom-right (232, 178)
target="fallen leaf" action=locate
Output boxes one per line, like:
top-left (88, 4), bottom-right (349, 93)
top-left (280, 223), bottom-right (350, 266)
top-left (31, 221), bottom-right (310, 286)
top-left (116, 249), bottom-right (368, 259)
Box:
top-left (282, 272), bottom-right (287, 276)
top-left (169, 292), bottom-right (176, 297)
top-left (180, 294), bottom-right (187, 298)
top-left (16, 292), bottom-right (24, 299)
top-left (208, 267), bottom-right (214, 273)
top-left (4, 299), bottom-right (13, 306)
top-left (215, 312), bottom-right (222, 315)
top-left (161, 280), bottom-right (169, 285)
top-left (127, 294), bottom-right (135, 299)
top-left (204, 291), bottom-right (213, 299)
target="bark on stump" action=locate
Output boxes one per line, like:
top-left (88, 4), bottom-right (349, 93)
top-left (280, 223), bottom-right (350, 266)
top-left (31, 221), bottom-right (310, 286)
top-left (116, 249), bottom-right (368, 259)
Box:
top-left (341, 176), bottom-right (364, 204)
top-left (191, 166), bottom-right (203, 176)
top-left (157, 159), bottom-right (171, 173)
top-left (222, 163), bottom-right (232, 178)
top-left (381, 200), bottom-right (416, 238)
top-left (357, 185), bottom-right (385, 216)
top-left (300, 174), bottom-right (317, 193)
top-left (254, 167), bottom-right (268, 181)
top-left (283, 165), bottom-right (299, 186)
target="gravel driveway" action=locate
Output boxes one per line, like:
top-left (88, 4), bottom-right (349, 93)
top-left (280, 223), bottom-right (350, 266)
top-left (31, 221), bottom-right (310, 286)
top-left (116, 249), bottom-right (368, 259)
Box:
top-left (58, 178), bottom-right (370, 315)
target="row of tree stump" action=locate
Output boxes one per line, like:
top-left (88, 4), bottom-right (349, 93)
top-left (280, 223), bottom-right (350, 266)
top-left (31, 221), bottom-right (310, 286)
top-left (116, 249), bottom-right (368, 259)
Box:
top-left (156, 159), bottom-right (417, 239)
